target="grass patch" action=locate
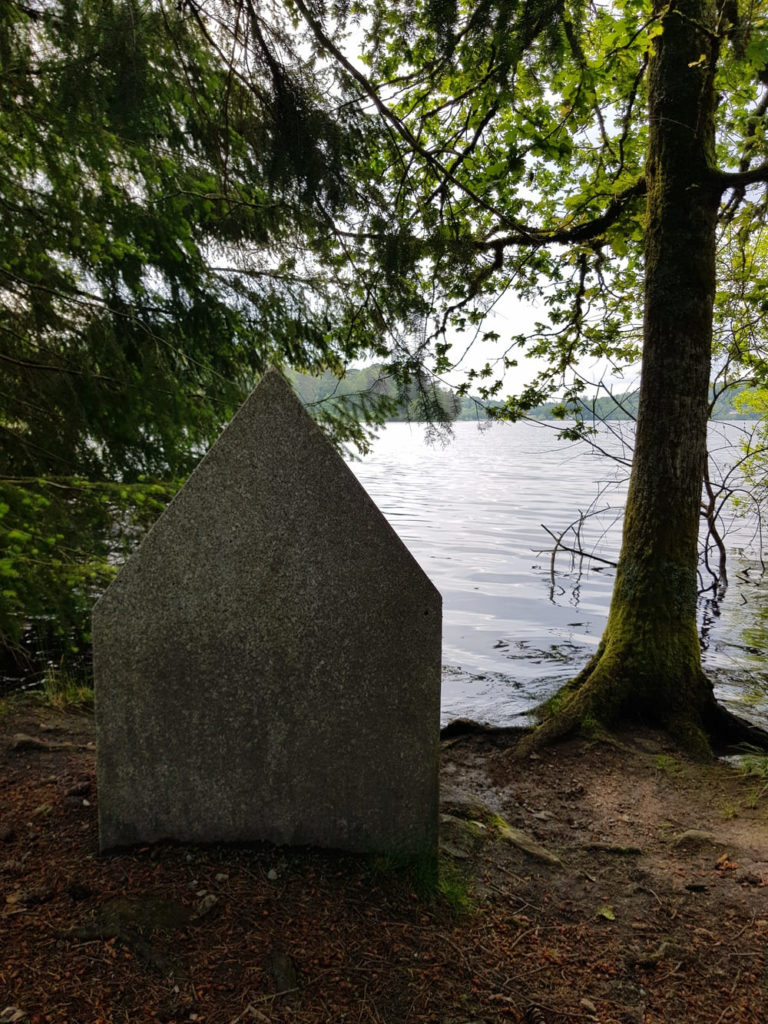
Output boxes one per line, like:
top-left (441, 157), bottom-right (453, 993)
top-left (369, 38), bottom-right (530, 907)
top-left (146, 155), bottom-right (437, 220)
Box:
top-left (368, 848), bottom-right (438, 895)
top-left (736, 747), bottom-right (768, 802)
top-left (436, 859), bottom-right (473, 915)
top-left (718, 796), bottom-right (739, 820)
top-left (40, 665), bottom-right (93, 712)
top-left (367, 848), bottom-right (472, 915)
top-left (743, 786), bottom-right (763, 810)
top-left (653, 753), bottom-right (683, 776)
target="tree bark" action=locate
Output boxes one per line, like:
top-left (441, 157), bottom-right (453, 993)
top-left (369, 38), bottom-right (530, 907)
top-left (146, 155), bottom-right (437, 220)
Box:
top-left (520, 0), bottom-right (765, 755)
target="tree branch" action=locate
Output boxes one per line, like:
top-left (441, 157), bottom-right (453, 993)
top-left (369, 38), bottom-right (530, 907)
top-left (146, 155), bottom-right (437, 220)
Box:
top-left (289, 0), bottom-right (536, 237)
top-left (0, 351), bottom-right (115, 381)
top-left (716, 163), bottom-right (768, 188)
top-left (476, 177), bottom-right (648, 250)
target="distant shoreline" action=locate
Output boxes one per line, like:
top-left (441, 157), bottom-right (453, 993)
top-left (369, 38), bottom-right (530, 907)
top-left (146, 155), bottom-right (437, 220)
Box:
top-left (289, 365), bottom-right (762, 424)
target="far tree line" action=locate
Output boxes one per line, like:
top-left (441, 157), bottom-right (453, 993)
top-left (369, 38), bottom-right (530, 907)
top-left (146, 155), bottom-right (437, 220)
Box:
top-left (290, 365), bottom-right (763, 424)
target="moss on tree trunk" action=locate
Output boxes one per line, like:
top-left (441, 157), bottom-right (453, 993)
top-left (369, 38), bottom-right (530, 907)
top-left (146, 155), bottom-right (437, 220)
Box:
top-left (521, 0), bottom-right (767, 756)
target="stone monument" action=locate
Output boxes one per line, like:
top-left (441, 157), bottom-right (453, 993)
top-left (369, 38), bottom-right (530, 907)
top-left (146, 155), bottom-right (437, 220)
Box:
top-left (94, 369), bottom-right (441, 861)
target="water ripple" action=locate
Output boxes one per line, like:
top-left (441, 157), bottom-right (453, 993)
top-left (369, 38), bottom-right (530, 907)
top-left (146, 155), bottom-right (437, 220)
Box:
top-left (349, 420), bottom-right (768, 726)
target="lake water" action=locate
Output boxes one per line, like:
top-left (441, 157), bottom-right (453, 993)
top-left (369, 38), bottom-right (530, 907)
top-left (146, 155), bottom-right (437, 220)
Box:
top-left (348, 419), bottom-right (768, 728)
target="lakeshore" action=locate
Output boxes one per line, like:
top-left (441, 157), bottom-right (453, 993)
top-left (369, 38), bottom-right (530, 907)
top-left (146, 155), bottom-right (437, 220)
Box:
top-left (2, 699), bottom-right (767, 1024)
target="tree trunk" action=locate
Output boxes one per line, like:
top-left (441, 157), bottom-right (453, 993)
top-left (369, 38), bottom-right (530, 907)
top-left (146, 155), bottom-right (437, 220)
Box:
top-left (521, 0), bottom-right (761, 755)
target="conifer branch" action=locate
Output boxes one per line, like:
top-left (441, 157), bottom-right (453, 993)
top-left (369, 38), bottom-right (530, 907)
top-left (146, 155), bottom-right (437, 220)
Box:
top-left (288, 0), bottom-right (536, 237)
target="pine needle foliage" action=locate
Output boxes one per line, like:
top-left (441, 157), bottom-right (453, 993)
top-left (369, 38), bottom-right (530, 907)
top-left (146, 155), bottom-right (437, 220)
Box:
top-left (0, 0), bottom-right (392, 677)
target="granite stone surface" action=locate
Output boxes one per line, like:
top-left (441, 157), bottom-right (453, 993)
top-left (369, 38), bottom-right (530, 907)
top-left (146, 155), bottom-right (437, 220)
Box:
top-left (94, 370), bottom-right (441, 859)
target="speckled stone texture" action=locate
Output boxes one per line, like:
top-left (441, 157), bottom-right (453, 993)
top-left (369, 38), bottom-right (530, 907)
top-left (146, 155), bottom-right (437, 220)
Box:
top-left (94, 370), bottom-right (441, 860)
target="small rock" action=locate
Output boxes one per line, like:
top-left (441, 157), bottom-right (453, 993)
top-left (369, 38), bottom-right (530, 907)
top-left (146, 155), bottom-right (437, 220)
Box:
top-left (580, 997), bottom-right (597, 1013)
top-left (672, 829), bottom-right (723, 849)
top-left (12, 733), bottom-right (80, 752)
top-left (637, 940), bottom-right (687, 967)
top-left (193, 893), bottom-right (219, 919)
top-left (65, 780), bottom-right (91, 797)
top-left (0, 823), bottom-right (16, 844)
top-left (440, 842), bottom-right (471, 860)
top-left (66, 882), bottom-right (93, 902)
top-left (621, 1008), bottom-right (646, 1024)
top-left (270, 950), bottom-right (300, 995)
top-left (737, 871), bottom-right (764, 886)
top-left (440, 813), bottom-right (488, 859)
top-left (6, 886), bottom-right (52, 908)
top-left (440, 793), bottom-right (492, 821)
top-left (267, 868), bottom-right (279, 881)
top-left (11, 734), bottom-right (47, 751)
top-left (0, 858), bottom-right (25, 877)
top-left (0, 1007), bottom-right (26, 1023)
top-left (214, 873), bottom-right (229, 883)
top-left (584, 842), bottom-right (642, 856)
top-left (243, 1008), bottom-right (271, 1023)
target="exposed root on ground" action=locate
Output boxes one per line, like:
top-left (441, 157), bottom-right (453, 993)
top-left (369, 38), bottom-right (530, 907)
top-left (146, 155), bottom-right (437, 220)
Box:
top-left (514, 665), bottom-right (768, 760)
top-left (704, 701), bottom-right (768, 751)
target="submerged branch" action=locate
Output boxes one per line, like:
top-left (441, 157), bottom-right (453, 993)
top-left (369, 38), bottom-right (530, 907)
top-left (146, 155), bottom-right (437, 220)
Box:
top-left (541, 522), bottom-right (618, 571)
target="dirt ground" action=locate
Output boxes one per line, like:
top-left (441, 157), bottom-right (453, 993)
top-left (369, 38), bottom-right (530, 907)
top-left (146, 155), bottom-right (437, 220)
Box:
top-left (1, 700), bottom-right (767, 1024)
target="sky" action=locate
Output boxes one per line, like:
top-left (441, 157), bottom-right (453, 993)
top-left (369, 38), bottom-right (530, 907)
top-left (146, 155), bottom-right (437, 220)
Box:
top-left (334, 17), bottom-right (644, 402)
top-left (407, 291), bottom-right (642, 400)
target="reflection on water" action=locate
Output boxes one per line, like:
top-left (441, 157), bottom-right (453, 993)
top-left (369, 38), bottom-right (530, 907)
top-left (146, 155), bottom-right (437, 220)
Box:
top-left (704, 558), bottom-right (768, 718)
top-left (348, 419), bottom-right (768, 727)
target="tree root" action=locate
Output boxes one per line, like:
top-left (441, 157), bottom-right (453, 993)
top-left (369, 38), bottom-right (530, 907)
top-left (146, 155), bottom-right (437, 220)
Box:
top-left (703, 702), bottom-right (768, 752)
top-left (514, 683), bottom-right (768, 760)
top-left (513, 691), bottom-right (588, 758)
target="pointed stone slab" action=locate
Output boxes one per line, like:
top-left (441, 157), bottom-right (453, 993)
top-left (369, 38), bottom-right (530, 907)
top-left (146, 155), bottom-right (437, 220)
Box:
top-left (93, 370), bottom-right (441, 859)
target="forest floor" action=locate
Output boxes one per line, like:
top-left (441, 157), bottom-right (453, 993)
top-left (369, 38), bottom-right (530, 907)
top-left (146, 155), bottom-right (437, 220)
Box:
top-left (2, 698), bottom-right (768, 1024)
